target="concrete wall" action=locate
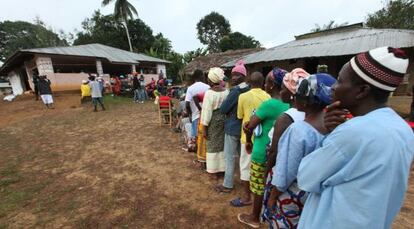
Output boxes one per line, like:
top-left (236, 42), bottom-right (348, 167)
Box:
top-left (44, 73), bottom-right (110, 91)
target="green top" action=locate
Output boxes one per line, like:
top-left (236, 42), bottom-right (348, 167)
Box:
top-left (251, 98), bottom-right (289, 164)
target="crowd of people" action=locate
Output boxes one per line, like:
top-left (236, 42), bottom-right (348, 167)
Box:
top-left (171, 46), bottom-right (414, 229)
top-left (78, 72), bottom-right (172, 111)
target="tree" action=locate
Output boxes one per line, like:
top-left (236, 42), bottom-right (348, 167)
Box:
top-left (196, 12), bottom-right (231, 52)
top-left (311, 20), bottom-right (349, 32)
top-left (366, 0), bottom-right (414, 30)
top-left (166, 52), bottom-right (184, 84)
top-left (151, 33), bottom-right (173, 59)
top-left (183, 48), bottom-right (208, 64)
top-left (74, 11), bottom-right (155, 53)
top-left (102, 0), bottom-right (138, 52)
top-left (218, 32), bottom-right (261, 52)
top-left (0, 20), bottom-right (67, 61)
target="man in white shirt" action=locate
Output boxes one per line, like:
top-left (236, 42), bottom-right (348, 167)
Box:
top-left (185, 69), bottom-right (210, 137)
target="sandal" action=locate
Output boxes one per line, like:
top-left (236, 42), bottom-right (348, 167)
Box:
top-left (214, 185), bottom-right (233, 193)
top-left (237, 213), bottom-right (260, 228)
top-left (230, 198), bottom-right (252, 207)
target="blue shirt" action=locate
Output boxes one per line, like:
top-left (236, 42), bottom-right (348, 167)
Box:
top-left (297, 108), bottom-right (414, 229)
top-left (272, 121), bottom-right (325, 192)
top-left (220, 83), bottom-right (250, 136)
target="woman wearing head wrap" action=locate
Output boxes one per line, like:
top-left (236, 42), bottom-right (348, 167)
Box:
top-left (262, 73), bottom-right (336, 229)
top-left (237, 67), bottom-right (289, 228)
top-left (200, 67), bottom-right (229, 176)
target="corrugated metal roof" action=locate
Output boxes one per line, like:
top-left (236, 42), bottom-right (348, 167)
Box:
top-left (22, 43), bottom-right (170, 64)
top-left (223, 27), bottom-right (414, 67)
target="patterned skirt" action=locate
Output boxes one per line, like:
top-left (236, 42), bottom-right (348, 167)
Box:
top-left (205, 110), bottom-right (225, 173)
top-left (250, 161), bottom-right (267, 196)
top-left (261, 171), bottom-right (308, 229)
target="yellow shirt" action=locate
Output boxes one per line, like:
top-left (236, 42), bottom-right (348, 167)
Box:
top-left (81, 84), bottom-right (91, 97)
top-left (237, 88), bottom-right (271, 143)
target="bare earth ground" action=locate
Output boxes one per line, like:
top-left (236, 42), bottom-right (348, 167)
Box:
top-left (0, 94), bottom-right (413, 229)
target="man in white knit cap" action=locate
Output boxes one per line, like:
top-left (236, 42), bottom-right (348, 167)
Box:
top-left (297, 47), bottom-right (414, 229)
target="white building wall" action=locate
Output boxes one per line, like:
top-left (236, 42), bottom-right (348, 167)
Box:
top-left (7, 71), bottom-right (24, 95)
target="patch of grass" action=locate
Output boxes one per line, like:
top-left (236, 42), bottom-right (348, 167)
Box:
top-left (0, 161), bottom-right (21, 189)
top-left (103, 95), bottom-right (131, 106)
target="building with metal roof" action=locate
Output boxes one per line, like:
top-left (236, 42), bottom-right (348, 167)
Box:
top-left (0, 43), bottom-right (170, 94)
top-left (222, 23), bottom-right (414, 94)
top-left (183, 48), bottom-right (263, 76)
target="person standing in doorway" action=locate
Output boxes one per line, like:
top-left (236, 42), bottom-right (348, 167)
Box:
top-left (38, 75), bottom-right (54, 109)
top-left (89, 75), bottom-right (106, 112)
top-left (32, 70), bottom-right (40, 101)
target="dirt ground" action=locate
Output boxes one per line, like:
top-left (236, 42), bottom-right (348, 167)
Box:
top-left (0, 94), bottom-right (413, 229)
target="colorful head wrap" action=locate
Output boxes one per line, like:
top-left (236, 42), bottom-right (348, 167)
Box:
top-left (267, 67), bottom-right (287, 87)
top-left (283, 68), bottom-right (310, 94)
top-left (296, 73), bottom-right (337, 106)
top-left (208, 67), bottom-right (225, 84)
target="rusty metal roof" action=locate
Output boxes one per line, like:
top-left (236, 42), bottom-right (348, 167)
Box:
top-left (223, 25), bottom-right (414, 67)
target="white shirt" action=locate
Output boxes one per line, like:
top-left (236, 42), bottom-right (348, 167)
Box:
top-left (185, 82), bottom-right (210, 121)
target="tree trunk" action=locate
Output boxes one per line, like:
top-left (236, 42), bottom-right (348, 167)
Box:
top-left (122, 18), bottom-right (135, 73)
top-left (122, 19), bottom-right (133, 52)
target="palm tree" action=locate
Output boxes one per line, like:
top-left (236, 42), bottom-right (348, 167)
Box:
top-left (102, 0), bottom-right (138, 52)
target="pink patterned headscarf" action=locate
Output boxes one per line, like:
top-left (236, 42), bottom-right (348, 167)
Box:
top-left (283, 68), bottom-right (310, 94)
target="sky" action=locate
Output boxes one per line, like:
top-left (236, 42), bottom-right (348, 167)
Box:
top-left (0, 0), bottom-right (386, 54)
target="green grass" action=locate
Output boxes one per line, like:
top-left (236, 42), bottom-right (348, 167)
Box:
top-left (103, 95), bottom-right (131, 106)
top-left (0, 159), bottom-right (48, 221)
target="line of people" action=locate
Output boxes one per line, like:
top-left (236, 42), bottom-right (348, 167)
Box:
top-left (175, 46), bottom-right (413, 229)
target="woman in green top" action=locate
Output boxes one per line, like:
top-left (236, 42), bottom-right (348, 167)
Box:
top-left (237, 68), bottom-right (289, 228)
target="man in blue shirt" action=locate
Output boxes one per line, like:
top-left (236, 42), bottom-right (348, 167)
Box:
top-left (297, 47), bottom-right (414, 229)
top-left (215, 61), bottom-right (249, 194)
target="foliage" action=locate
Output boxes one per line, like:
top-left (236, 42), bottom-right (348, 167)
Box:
top-left (102, 0), bottom-right (138, 22)
top-left (0, 20), bottom-right (68, 62)
top-left (151, 33), bottom-right (173, 59)
top-left (311, 20), bottom-right (349, 32)
top-left (166, 52), bottom-right (184, 84)
top-left (218, 32), bottom-right (261, 52)
top-left (366, 0), bottom-right (414, 30)
top-left (196, 11), bottom-right (231, 52)
top-left (183, 48), bottom-right (208, 64)
top-left (73, 11), bottom-right (155, 52)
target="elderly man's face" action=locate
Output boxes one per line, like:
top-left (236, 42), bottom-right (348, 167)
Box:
top-left (332, 63), bottom-right (360, 109)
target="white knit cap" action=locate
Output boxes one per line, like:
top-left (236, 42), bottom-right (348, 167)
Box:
top-left (350, 46), bottom-right (409, 91)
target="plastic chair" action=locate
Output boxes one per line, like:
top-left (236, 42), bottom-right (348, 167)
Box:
top-left (158, 96), bottom-right (172, 127)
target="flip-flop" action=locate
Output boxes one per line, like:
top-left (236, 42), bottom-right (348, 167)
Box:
top-left (214, 185), bottom-right (233, 193)
top-left (237, 213), bottom-right (260, 229)
top-left (230, 198), bottom-right (252, 207)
